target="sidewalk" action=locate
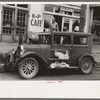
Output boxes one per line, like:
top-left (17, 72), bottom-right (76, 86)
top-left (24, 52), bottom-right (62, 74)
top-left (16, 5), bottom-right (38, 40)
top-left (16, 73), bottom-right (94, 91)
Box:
top-left (0, 42), bottom-right (18, 53)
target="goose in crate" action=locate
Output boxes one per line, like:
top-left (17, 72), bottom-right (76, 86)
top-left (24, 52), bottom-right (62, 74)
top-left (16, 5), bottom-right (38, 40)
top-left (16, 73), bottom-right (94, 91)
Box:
top-left (50, 50), bottom-right (70, 69)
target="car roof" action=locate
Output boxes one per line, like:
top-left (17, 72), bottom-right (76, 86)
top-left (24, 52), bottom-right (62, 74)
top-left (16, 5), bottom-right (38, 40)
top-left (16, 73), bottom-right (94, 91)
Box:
top-left (39, 32), bottom-right (93, 36)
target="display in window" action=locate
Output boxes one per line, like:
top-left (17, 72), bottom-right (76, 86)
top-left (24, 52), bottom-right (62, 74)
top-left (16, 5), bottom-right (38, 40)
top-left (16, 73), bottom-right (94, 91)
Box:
top-left (63, 18), bottom-right (70, 32)
top-left (91, 20), bottom-right (100, 37)
top-left (3, 9), bottom-right (14, 27)
top-left (73, 20), bottom-right (79, 32)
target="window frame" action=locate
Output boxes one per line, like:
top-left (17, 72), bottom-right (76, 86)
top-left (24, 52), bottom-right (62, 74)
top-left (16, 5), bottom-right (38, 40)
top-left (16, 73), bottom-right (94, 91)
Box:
top-left (2, 5), bottom-right (28, 36)
top-left (16, 10), bottom-right (28, 36)
top-left (44, 14), bottom-right (52, 32)
top-left (39, 35), bottom-right (52, 44)
top-left (73, 35), bottom-right (88, 46)
top-left (2, 7), bottom-right (15, 35)
top-left (53, 34), bottom-right (72, 46)
top-left (45, 5), bottom-right (54, 12)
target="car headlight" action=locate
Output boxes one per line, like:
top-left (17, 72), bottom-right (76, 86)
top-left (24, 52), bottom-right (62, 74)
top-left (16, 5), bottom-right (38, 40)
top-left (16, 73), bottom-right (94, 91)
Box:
top-left (20, 45), bottom-right (25, 55)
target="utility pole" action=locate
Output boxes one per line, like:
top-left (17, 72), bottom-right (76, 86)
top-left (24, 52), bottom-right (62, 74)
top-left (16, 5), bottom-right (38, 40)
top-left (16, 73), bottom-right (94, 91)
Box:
top-left (79, 4), bottom-right (87, 32)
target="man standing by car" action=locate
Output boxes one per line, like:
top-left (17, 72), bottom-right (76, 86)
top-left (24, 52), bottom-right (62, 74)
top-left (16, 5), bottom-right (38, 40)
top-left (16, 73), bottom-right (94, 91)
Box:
top-left (50, 16), bottom-right (59, 32)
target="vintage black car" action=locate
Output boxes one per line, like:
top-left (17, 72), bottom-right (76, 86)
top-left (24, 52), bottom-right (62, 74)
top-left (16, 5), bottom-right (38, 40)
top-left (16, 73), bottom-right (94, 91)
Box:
top-left (5, 32), bottom-right (95, 79)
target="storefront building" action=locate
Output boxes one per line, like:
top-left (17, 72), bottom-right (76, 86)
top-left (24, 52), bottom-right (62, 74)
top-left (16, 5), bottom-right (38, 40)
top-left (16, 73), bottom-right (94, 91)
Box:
top-left (0, 4), bottom-right (81, 43)
top-left (84, 4), bottom-right (100, 43)
top-left (0, 4), bottom-right (29, 42)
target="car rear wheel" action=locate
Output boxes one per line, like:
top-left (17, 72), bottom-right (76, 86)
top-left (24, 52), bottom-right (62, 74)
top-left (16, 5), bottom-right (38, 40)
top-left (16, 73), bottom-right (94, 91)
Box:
top-left (79, 57), bottom-right (93, 74)
top-left (18, 57), bottom-right (39, 79)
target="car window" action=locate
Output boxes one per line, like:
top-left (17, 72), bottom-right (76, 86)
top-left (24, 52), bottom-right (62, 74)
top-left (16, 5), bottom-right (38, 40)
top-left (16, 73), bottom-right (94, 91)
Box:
top-left (74, 36), bottom-right (88, 45)
top-left (39, 35), bottom-right (52, 44)
top-left (54, 35), bottom-right (71, 45)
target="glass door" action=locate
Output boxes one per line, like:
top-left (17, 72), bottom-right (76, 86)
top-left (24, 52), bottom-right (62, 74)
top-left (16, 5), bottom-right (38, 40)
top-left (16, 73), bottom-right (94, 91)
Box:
top-left (2, 8), bottom-right (14, 42)
top-left (16, 10), bottom-right (28, 42)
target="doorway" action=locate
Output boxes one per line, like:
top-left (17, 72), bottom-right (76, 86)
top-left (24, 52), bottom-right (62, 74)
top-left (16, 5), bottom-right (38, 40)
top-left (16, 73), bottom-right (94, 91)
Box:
top-left (92, 7), bottom-right (100, 37)
top-left (54, 15), bottom-right (62, 31)
top-left (2, 7), bottom-right (28, 42)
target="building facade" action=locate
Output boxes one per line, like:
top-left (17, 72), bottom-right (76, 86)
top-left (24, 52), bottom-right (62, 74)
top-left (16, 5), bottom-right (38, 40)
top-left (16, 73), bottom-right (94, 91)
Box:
top-left (83, 4), bottom-right (100, 43)
top-left (0, 4), bottom-right (81, 43)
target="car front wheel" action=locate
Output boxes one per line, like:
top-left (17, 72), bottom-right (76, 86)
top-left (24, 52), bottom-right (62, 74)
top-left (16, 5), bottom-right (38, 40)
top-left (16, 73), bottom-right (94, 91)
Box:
top-left (79, 57), bottom-right (93, 74)
top-left (18, 57), bottom-right (39, 79)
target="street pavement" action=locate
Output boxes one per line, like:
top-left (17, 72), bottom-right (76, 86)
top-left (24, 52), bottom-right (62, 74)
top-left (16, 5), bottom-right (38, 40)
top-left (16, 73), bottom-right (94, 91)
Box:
top-left (0, 68), bottom-right (100, 80)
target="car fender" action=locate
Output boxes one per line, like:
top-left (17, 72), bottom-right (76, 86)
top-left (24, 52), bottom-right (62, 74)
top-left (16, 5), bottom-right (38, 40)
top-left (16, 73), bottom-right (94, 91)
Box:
top-left (4, 49), bottom-right (14, 62)
top-left (78, 53), bottom-right (95, 67)
top-left (19, 51), bottom-right (48, 64)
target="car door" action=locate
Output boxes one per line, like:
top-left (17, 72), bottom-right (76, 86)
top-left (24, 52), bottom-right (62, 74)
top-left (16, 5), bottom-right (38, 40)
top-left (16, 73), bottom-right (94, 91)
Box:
top-left (47, 34), bottom-right (72, 64)
top-left (71, 35), bottom-right (89, 65)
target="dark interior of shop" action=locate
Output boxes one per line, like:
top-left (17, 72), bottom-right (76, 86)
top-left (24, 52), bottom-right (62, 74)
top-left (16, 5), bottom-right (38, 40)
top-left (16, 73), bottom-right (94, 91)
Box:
top-left (93, 7), bottom-right (100, 20)
top-left (54, 15), bottom-right (62, 31)
top-left (92, 7), bottom-right (100, 38)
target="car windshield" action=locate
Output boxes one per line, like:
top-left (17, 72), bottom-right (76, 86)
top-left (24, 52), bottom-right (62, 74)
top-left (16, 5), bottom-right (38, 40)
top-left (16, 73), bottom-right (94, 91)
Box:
top-left (39, 35), bottom-right (52, 44)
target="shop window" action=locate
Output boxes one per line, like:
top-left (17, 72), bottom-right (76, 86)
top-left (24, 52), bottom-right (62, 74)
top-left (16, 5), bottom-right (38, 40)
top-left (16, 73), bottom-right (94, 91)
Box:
top-left (17, 11), bottom-right (26, 26)
top-left (74, 36), bottom-right (87, 45)
top-left (3, 8), bottom-right (14, 26)
top-left (93, 7), bottom-right (100, 21)
top-left (45, 5), bottom-right (54, 12)
top-left (16, 28), bottom-right (25, 35)
top-left (63, 18), bottom-right (70, 32)
top-left (74, 11), bottom-right (80, 16)
top-left (3, 8), bottom-right (14, 35)
top-left (16, 10), bottom-right (27, 35)
top-left (92, 7), bottom-right (100, 37)
top-left (60, 7), bottom-right (72, 15)
top-left (72, 19), bottom-right (79, 32)
top-left (17, 4), bottom-right (28, 8)
top-left (3, 27), bottom-right (14, 35)
top-left (64, 11), bottom-right (72, 15)
top-left (55, 7), bottom-right (64, 14)
top-left (91, 21), bottom-right (100, 37)
top-left (6, 4), bottom-right (15, 6)
top-left (44, 14), bottom-right (51, 32)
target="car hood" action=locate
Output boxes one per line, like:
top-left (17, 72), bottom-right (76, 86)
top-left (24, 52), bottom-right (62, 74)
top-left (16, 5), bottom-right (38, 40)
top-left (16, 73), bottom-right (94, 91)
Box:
top-left (24, 44), bottom-right (51, 51)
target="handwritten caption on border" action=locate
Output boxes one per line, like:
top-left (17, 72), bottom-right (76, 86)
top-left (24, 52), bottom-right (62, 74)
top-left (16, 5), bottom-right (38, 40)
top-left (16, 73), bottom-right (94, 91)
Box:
top-left (47, 81), bottom-right (63, 84)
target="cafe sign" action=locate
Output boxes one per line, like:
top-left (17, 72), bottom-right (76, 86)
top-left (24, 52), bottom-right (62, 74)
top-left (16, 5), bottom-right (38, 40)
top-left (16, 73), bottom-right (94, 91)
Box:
top-left (31, 14), bottom-right (43, 27)
top-left (28, 4), bottom-right (44, 32)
